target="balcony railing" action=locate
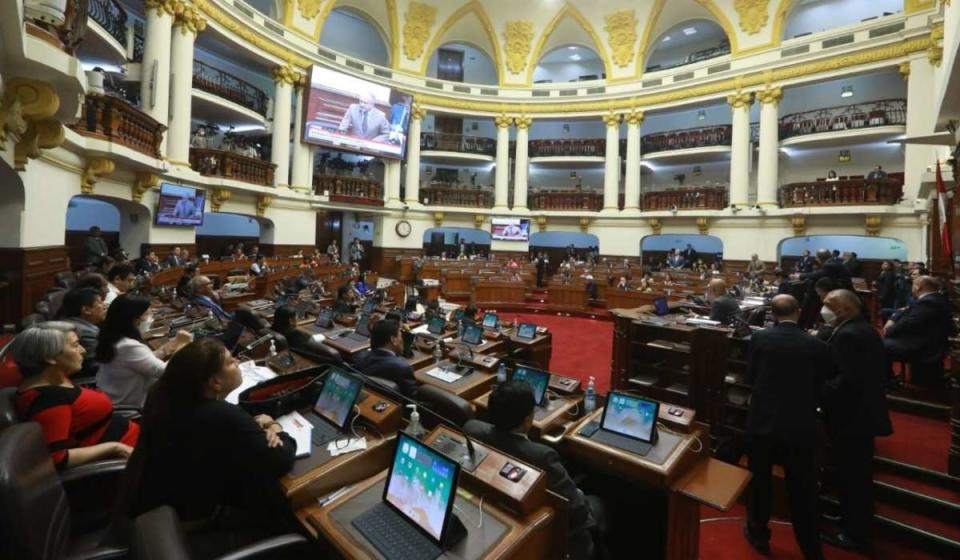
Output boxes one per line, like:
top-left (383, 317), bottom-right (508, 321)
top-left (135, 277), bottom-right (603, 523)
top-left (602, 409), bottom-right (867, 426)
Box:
top-left (190, 148), bottom-right (275, 186)
top-left (88, 0), bottom-right (127, 47)
top-left (529, 138), bottom-right (604, 158)
top-left (421, 185), bottom-right (494, 208)
top-left (192, 60), bottom-right (268, 116)
top-left (642, 125), bottom-right (732, 154)
top-left (779, 178), bottom-right (903, 207)
top-left (420, 132), bottom-right (496, 156)
top-left (70, 94), bottom-right (165, 157)
top-left (780, 99), bottom-right (906, 140)
top-left (645, 40), bottom-right (731, 73)
top-left (314, 174), bottom-right (384, 206)
top-left (642, 187), bottom-right (728, 210)
top-left (530, 190), bottom-right (603, 211)
top-left (132, 20), bottom-right (144, 62)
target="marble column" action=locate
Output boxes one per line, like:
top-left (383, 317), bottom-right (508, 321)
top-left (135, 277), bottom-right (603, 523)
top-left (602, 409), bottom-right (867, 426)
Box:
top-left (623, 110), bottom-right (644, 211)
top-left (270, 66), bottom-right (300, 188)
top-left (290, 84), bottom-right (315, 191)
top-left (602, 112), bottom-right (621, 211)
top-left (512, 115), bottom-right (532, 211)
top-left (140, 0), bottom-right (176, 153)
top-left (166, 7), bottom-right (205, 165)
top-left (903, 56), bottom-right (939, 202)
top-left (384, 159), bottom-right (401, 203)
top-left (755, 86), bottom-right (783, 207)
top-left (727, 91), bottom-right (754, 208)
top-left (493, 114), bottom-right (512, 210)
top-left (404, 105), bottom-right (426, 204)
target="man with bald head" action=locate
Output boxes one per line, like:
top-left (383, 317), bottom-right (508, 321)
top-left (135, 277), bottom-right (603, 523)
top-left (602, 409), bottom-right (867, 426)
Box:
top-left (883, 276), bottom-right (953, 386)
top-left (819, 289), bottom-right (892, 552)
top-left (742, 295), bottom-right (828, 559)
top-left (707, 278), bottom-right (739, 325)
top-left (338, 90), bottom-right (391, 142)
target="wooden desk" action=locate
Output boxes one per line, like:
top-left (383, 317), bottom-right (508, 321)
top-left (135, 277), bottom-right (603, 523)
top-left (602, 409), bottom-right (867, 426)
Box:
top-left (605, 289), bottom-right (671, 310)
top-left (415, 361), bottom-right (497, 401)
top-left (443, 271), bottom-right (473, 297)
top-left (472, 281), bottom-right (526, 306)
top-left (504, 329), bottom-right (553, 371)
top-left (473, 392), bottom-right (582, 440)
top-left (417, 283), bottom-right (441, 302)
top-left (548, 283), bottom-right (587, 309)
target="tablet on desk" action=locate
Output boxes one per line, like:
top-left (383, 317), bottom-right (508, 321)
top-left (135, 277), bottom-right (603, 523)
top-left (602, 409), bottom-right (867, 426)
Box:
top-left (515, 323), bottom-right (538, 340)
top-left (460, 323), bottom-right (484, 346)
top-left (481, 312), bottom-right (498, 329)
top-left (512, 366), bottom-right (550, 406)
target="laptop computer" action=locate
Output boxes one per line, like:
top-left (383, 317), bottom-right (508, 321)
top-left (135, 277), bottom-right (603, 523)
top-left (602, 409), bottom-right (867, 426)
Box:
top-left (311, 368), bottom-right (364, 446)
top-left (481, 312), bottom-right (498, 330)
top-left (460, 322), bottom-right (484, 346)
top-left (352, 432), bottom-right (465, 560)
top-left (515, 322), bottom-right (538, 340)
top-left (314, 307), bottom-right (335, 329)
top-left (512, 365), bottom-right (551, 406)
top-left (578, 392), bottom-right (659, 456)
top-left (342, 313), bottom-right (372, 341)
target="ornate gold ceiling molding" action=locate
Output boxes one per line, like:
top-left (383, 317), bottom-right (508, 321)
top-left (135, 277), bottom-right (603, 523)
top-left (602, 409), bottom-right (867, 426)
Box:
top-left (417, 1), bottom-right (504, 85)
top-left (133, 173), bottom-right (159, 203)
top-left (297, 0), bottom-right (323, 20)
top-left (734, 0), bottom-right (770, 35)
top-left (524, 2), bottom-right (612, 86)
top-left (195, 0), bottom-right (311, 67)
top-left (402, 2), bottom-right (437, 61)
top-left (504, 21), bottom-right (535, 75)
top-left (81, 158), bottom-right (115, 194)
top-left (604, 10), bottom-right (638, 69)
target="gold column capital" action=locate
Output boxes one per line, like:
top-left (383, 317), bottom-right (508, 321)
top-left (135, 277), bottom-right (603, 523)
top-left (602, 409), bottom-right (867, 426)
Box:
top-left (514, 115), bottom-right (533, 130)
top-left (625, 109), bottom-right (645, 126)
top-left (272, 65), bottom-right (304, 86)
top-left (726, 91), bottom-right (754, 109)
top-left (495, 114), bottom-right (513, 129)
top-left (173, 3), bottom-right (207, 35)
top-left (898, 61), bottom-right (911, 80)
top-left (602, 112), bottom-right (622, 128)
top-left (146, 0), bottom-right (183, 17)
top-left (411, 104), bottom-right (427, 121)
top-left (756, 86), bottom-right (783, 105)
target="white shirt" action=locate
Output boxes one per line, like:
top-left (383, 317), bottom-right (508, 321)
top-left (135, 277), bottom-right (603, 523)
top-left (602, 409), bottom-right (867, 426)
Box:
top-left (104, 283), bottom-right (121, 305)
top-left (96, 337), bottom-right (166, 407)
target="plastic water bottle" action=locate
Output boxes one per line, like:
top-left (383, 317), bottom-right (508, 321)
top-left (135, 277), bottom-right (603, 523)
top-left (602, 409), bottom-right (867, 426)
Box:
top-left (433, 343), bottom-right (443, 366)
top-left (405, 404), bottom-right (426, 440)
top-left (584, 376), bottom-right (597, 414)
top-left (268, 340), bottom-right (277, 357)
top-left (497, 361), bottom-right (507, 384)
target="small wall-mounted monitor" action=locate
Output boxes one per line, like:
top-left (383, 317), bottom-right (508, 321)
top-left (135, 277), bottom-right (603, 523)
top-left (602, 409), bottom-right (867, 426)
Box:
top-left (155, 183), bottom-right (205, 227)
top-left (491, 217), bottom-right (530, 242)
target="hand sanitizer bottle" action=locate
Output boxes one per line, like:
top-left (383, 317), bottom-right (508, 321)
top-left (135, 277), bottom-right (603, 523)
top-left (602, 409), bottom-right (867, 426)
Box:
top-left (268, 339), bottom-right (277, 357)
top-left (497, 361), bottom-right (507, 384)
top-left (406, 404), bottom-right (426, 440)
top-left (584, 376), bottom-right (597, 414)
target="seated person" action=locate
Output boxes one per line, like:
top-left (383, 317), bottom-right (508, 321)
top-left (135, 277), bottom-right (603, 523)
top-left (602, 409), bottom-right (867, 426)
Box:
top-left (460, 304), bottom-right (479, 323)
top-left (75, 272), bottom-right (110, 301)
top-left (354, 319), bottom-right (417, 398)
top-left (884, 276), bottom-right (954, 384)
top-left (707, 278), bottom-right (740, 325)
top-left (11, 321), bottom-right (138, 469)
top-left (176, 263), bottom-right (197, 298)
top-left (105, 263), bottom-right (136, 305)
top-left (269, 305), bottom-right (315, 350)
top-left (96, 295), bottom-right (193, 407)
top-left (248, 254), bottom-right (267, 277)
top-left (615, 276), bottom-right (629, 290)
top-left (189, 275), bottom-right (232, 321)
top-left (746, 254), bottom-right (766, 277)
top-left (135, 250), bottom-right (161, 275)
top-left (122, 338), bottom-right (296, 552)
top-left (58, 287), bottom-right (107, 377)
top-left (465, 382), bottom-right (604, 560)
top-left (334, 284), bottom-right (357, 315)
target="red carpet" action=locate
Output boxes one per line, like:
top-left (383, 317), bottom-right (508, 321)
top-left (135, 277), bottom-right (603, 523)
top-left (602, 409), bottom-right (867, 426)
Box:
top-left (875, 411), bottom-right (950, 473)
top-left (497, 312), bottom-right (613, 394)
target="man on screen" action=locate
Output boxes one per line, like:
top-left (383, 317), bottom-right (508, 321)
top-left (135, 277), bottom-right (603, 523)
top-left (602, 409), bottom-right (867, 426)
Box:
top-left (338, 91), bottom-right (391, 142)
top-left (173, 195), bottom-right (197, 220)
top-left (502, 222), bottom-right (524, 238)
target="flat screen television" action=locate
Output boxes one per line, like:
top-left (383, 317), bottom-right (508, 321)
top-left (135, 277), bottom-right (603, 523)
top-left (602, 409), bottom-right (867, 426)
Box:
top-left (491, 217), bottom-right (530, 241)
top-left (302, 66), bottom-right (412, 160)
top-left (154, 183), bottom-right (205, 227)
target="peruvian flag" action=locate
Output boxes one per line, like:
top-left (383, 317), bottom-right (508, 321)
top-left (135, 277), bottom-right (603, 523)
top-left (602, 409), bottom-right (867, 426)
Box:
top-left (936, 160), bottom-right (953, 264)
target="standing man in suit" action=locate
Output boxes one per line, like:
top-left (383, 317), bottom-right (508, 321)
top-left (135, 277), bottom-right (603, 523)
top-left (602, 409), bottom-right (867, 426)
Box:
top-left (165, 247), bottom-right (184, 268)
top-left (84, 226), bottom-right (110, 268)
top-left (743, 295), bottom-right (828, 559)
top-left (707, 278), bottom-right (740, 325)
top-left (534, 252), bottom-right (548, 288)
top-left (465, 381), bottom-right (605, 560)
top-left (338, 91), bottom-right (391, 142)
top-left (842, 252), bottom-right (863, 278)
top-left (796, 249), bottom-right (816, 274)
top-left (820, 290), bottom-right (893, 552)
top-left (867, 165), bottom-right (887, 181)
top-left (883, 276), bottom-right (954, 385)
top-left (354, 319), bottom-right (417, 398)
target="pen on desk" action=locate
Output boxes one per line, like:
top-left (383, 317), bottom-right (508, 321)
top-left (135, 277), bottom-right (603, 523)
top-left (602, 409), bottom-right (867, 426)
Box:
top-left (317, 485), bottom-right (353, 507)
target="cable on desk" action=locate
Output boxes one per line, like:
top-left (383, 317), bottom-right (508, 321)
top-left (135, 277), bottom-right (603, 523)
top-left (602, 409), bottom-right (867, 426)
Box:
top-left (656, 421), bottom-right (703, 454)
top-left (454, 493), bottom-right (485, 529)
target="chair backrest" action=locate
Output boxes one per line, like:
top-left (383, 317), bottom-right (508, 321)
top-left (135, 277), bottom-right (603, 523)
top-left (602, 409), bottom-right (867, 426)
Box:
top-left (0, 388), bottom-right (18, 431)
top-left (291, 342), bottom-right (343, 365)
top-left (0, 423), bottom-right (71, 560)
top-left (416, 385), bottom-right (475, 429)
top-left (53, 272), bottom-right (77, 290)
top-left (129, 505), bottom-right (192, 560)
top-left (44, 289), bottom-right (68, 319)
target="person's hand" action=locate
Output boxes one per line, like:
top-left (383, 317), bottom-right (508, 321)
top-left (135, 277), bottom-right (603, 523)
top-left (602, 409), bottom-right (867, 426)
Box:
top-left (264, 422), bottom-right (284, 448)
top-left (111, 442), bottom-right (134, 459)
top-left (254, 414), bottom-right (275, 429)
top-left (173, 330), bottom-right (194, 347)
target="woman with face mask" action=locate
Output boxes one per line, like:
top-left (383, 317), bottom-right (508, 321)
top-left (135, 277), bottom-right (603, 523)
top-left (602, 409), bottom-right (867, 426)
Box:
top-left (96, 294), bottom-right (193, 407)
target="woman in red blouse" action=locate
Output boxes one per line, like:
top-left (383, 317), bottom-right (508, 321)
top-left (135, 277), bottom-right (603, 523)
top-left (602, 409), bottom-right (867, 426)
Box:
top-left (11, 321), bottom-right (139, 468)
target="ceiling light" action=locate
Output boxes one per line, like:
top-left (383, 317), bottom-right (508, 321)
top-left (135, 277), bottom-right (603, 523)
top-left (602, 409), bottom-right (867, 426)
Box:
top-left (567, 46), bottom-right (577, 50)
top-left (841, 85), bottom-right (854, 98)
top-left (662, 36), bottom-right (672, 42)
top-left (570, 54), bottom-right (582, 61)
top-left (682, 27), bottom-right (697, 36)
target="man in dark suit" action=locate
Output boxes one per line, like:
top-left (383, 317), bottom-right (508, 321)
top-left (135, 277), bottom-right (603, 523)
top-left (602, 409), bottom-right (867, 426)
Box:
top-left (820, 290), bottom-right (893, 552)
top-left (338, 91), bottom-right (391, 142)
top-left (796, 249), bottom-right (816, 274)
top-left (883, 276), bottom-right (953, 385)
top-left (708, 278), bottom-right (740, 324)
top-left (83, 226), bottom-right (110, 267)
top-left (743, 295), bottom-right (828, 559)
top-left (165, 246), bottom-right (184, 268)
top-left (59, 287), bottom-right (107, 377)
top-left (465, 381), bottom-right (603, 560)
top-left (796, 249), bottom-right (852, 289)
top-left (842, 252), bottom-right (863, 278)
top-left (354, 319), bottom-right (417, 398)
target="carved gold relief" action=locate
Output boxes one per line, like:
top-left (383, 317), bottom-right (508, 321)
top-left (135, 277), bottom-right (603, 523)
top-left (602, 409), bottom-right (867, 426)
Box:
top-left (494, 114), bottom-right (513, 129)
top-left (603, 10), bottom-right (638, 69)
top-left (272, 65), bottom-right (303, 86)
top-left (503, 21), bottom-right (534, 75)
top-left (696, 217), bottom-right (709, 235)
top-left (649, 218), bottom-right (662, 235)
top-left (133, 173), bottom-right (159, 203)
top-left (865, 215), bottom-right (881, 236)
top-left (726, 90), bottom-right (754, 109)
top-left (174, 2), bottom-right (206, 34)
top-left (402, 2), bottom-right (438, 62)
top-left (928, 24), bottom-right (944, 67)
top-left (791, 214), bottom-right (806, 236)
top-left (211, 188), bottom-right (231, 211)
top-left (898, 61), bottom-right (911, 79)
top-left (15, 120), bottom-right (64, 171)
top-left (0, 97), bottom-right (27, 146)
top-left (733, 0), bottom-right (770, 35)
top-left (474, 214), bottom-right (485, 229)
top-left (602, 112), bottom-right (621, 127)
top-left (756, 86), bottom-right (783, 105)
top-left (514, 115), bottom-right (532, 130)
top-left (579, 217), bottom-right (591, 232)
top-left (297, 0), bottom-right (323, 20)
top-left (536, 215), bottom-right (547, 231)
top-left (145, 0), bottom-right (182, 17)
top-left (256, 195), bottom-right (274, 217)
top-left (624, 109), bottom-right (644, 126)
top-left (411, 104), bottom-right (427, 121)
top-left (5, 78), bottom-right (63, 170)
top-left (433, 211), bottom-right (444, 227)
top-left (81, 158), bottom-right (115, 194)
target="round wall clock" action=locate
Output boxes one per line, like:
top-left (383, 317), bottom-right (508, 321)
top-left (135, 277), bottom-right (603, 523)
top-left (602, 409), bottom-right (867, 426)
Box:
top-left (395, 220), bottom-right (412, 238)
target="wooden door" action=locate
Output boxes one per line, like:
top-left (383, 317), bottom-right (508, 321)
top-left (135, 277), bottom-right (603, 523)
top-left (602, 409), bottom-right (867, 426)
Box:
top-left (437, 48), bottom-right (464, 82)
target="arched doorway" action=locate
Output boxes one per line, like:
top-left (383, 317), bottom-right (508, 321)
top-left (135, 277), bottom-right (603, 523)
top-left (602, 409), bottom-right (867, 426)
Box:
top-left (778, 234), bottom-right (907, 280)
top-left (422, 227), bottom-right (491, 258)
top-left (529, 231), bottom-right (599, 273)
top-left (65, 195), bottom-right (152, 267)
top-left (640, 234), bottom-right (723, 269)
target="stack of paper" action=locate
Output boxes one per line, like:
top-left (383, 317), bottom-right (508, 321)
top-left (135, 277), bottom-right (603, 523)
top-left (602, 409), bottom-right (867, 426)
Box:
top-left (328, 437), bottom-right (367, 457)
top-left (277, 411), bottom-right (313, 458)
top-left (226, 361), bottom-right (277, 405)
top-left (424, 366), bottom-right (463, 383)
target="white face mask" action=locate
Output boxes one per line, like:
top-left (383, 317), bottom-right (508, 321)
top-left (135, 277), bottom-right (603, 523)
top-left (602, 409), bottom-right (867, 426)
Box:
top-left (139, 315), bottom-right (154, 334)
top-left (820, 306), bottom-right (837, 325)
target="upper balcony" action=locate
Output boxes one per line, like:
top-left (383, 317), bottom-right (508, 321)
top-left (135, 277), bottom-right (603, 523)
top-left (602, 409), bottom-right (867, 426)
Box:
top-left (69, 93), bottom-right (165, 158)
top-left (641, 125), bottom-right (732, 163)
top-left (529, 189), bottom-right (603, 212)
top-left (642, 187), bottom-right (728, 211)
top-left (192, 60), bottom-right (269, 121)
top-left (778, 99), bottom-right (907, 148)
top-left (421, 183), bottom-right (494, 209)
top-left (190, 147), bottom-right (275, 186)
top-left (779, 177), bottom-right (904, 208)
top-left (314, 173), bottom-right (383, 206)
top-left (80, 0), bottom-right (129, 65)
top-left (420, 132), bottom-right (495, 162)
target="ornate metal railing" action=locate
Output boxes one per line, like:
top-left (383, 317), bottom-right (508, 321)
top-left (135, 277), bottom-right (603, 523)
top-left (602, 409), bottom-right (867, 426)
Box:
top-left (420, 132), bottom-right (496, 156)
top-left (645, 41), bottom-right (731, 72)
top-left (529, 138), bottom-right (605, 157)
top-left (421, 185), bottom-right (494, 208)
top-left (530, 190), bottom-right (603, 211)
top-left (642, 187), bottom-right (728, 210)
top-left (70, 94), bottom-right (165, 157)
top-left (190, 148), bottom-right (275, 186)
top-left (132, 19), bottom-right (144, 62)
top-left (314, 174), bottom-right (384, 206)
top-left (641, 125), bottom-right (732, 154)
top-left (779, 178), bottom-right (903, 207)
top-left (192, 60), bottom-right (269, 116)
top-left (779, 99), bottom-right (906, 140)
top-left (88, 0), bottom-right (127, 47)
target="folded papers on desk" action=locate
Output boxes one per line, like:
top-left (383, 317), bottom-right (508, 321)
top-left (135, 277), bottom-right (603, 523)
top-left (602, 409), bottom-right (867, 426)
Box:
top-left (226, 361), bottom-right (277, 404)
top-left (328, 437), bottom-right (367, 457)
top-left (423, 366), bottom-right (463, 383)
top-left (278, 411), bottom-right (313, 458)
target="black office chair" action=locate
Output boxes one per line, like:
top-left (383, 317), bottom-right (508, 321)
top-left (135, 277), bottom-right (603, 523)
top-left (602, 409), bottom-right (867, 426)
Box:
top-left (0, 387), bottom-right (17, 432)
top-left (0, 423), bottom-right (127, 559)
top-left (291, 342), bottom-right (343, 366)
top-left (416, 385), bottom-right (474, 429)
top-left (129, 505), bottom-right (307, 560)
top-left (54, 271), bottom-right (77, 290)
top-left (367, 376), bottom-right (400, 395)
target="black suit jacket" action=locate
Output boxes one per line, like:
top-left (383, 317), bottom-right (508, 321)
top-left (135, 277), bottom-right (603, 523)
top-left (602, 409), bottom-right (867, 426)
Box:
top-left (884, 293), bottom-right (953, 362)
top-left (463, 420), bottom-right (595, 559)
top-left (875, 270), bottom-right (898, 307)
top-left (799, 260), bottom-right (852, 289)
top-left (844, 258), bottom-right (863, 278)
top-left (823, 318), bottom-right (893, 439)
top-left (745, 322), bottom-right (830, 445)
top-left (710, 295), bottom-right (740, 324)
top-left (354, 348), bottom-right (417, 398)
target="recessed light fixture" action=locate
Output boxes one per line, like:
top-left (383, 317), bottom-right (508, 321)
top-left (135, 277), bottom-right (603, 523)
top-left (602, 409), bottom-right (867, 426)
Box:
top-left (662, 36), bottom-right (672, 42)
top-left (570, 54), bottom-right (582, 61)
top-left (840, 85), bottom-right (854, 98)
top-left (682, 27), bottom-right (697, 36)
top-left (567, 45), bottom-right (578, 50)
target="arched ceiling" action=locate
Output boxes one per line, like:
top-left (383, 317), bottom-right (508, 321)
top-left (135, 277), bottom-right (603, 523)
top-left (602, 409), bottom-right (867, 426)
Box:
top-left (419, 2), bottom-right (503, 82)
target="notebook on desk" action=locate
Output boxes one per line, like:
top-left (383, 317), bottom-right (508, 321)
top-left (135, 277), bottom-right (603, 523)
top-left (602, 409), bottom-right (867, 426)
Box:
top-left (578, 392), bottom-right (660, 457)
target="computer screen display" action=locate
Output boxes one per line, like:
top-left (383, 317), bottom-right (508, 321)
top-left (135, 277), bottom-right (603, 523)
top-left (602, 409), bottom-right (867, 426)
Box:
top-left (154, 183), bottom-right (205, 226)
top-left (315, 307), bottom-right (334, 328)
top-left (453, 309), bottom-right (464, 321)
top-left (481, 312), bottom-right (497, 329)
top-left (384, 432), bottom-right (459, 542)
top-left (314, 368), bottom-right (364, 429)
top-left (461, 323), bottom-right (483, 346)
top-left (512, 366), bottom-right (550, 405)
top-left (600, 392), bottom-right (659, 443)
top-left (427, 315), bottom-right (446, 335)
top-left (516, 323), bottom-right (537, 340)
top-left (355, 313), bottom-right (371, 337)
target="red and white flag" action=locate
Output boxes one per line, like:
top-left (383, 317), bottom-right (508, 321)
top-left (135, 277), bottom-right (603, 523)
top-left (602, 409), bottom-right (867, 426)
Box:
top-left (936, 160), bottom-right (953, 263)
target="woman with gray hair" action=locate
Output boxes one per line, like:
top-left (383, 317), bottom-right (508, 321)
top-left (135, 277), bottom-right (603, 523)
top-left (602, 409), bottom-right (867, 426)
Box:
top-left (11, 321), bottom-right (139, 469)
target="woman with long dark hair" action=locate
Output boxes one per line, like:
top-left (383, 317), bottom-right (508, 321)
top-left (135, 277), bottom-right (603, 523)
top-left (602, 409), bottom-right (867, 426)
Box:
top-left (96, 294), bottom-right (192, 406)
top-left (269, 305), bottom-right (312, 349)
